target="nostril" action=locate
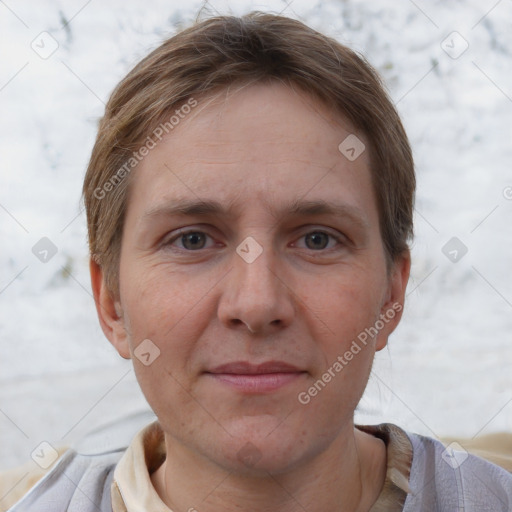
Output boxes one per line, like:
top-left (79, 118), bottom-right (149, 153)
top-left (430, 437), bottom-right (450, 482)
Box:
top-left (230, 319), bottom-right (258, 333)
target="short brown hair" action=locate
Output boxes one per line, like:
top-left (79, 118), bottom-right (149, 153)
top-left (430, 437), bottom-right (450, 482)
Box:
top-left (83, 11), bottom-right (415, 296)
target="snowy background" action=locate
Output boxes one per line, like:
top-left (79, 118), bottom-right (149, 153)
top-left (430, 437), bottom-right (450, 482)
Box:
top-left (1, 0), bottom-right (511, 471)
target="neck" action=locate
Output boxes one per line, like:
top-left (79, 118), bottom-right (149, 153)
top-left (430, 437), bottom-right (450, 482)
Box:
top-left (151, 425), bottom-right (387, 512)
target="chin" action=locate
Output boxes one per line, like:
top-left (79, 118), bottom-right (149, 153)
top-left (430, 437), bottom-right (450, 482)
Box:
top-left (213, 415), bottom-right (317, 475)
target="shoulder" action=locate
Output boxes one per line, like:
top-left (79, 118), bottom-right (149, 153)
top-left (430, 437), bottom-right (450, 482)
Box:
top-left (2, 448), bottom-right (123, 512)
top-left (1, 410), bottom-right (156, 512)
top-left (0, 447), bottom-right (69, 512)
top-left (403, 430), bottom-right (512, 511)
top-left (442, 431), bottom-right (512, 473)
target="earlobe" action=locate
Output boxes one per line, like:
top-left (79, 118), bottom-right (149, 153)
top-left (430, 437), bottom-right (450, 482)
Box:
top-left (375, 250), bottom-right (411, 351)
top-left (89, 259), bottom-right (131, 359)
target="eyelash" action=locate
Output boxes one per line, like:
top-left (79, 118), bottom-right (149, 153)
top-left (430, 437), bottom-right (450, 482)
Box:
top-left (164, 228), bottom-right (346, 252)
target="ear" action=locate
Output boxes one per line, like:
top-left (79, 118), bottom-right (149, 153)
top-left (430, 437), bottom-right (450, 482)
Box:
top-left (375, 250), bottom-right (411, 351)
top-left (90, 258), bottom-right (131, 359)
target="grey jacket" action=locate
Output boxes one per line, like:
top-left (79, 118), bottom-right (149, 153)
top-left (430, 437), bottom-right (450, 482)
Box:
top-left (403, 432), bottom-right (512, 511)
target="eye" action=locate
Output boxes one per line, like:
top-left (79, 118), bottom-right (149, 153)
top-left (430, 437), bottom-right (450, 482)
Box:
top-left (296, 230), bottom-right (343, 251)
top-left (166, 230), bottom-right (215, 250)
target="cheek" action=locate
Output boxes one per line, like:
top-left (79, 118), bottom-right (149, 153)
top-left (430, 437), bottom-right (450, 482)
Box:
top-left (295, 266), bottom-right (386, 406)
top-left (119, 262), bottom-right (216, 381)
top-left (122, 261), bottom-right (207, 330)
top-left (120, 267), bottom-right (215, 418)
top-left (305, 269), bottom-right (386, 341)
top-left (296, 339), bottom-right (375, 439)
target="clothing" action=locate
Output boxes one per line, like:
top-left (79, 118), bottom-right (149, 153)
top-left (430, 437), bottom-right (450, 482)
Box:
top-left (110, 423), bottom-right (408, 511)
top-left (2, 421), bottom-right (512, 512)
top-left (3, 449), bottom-right (117, 512)
top-left (442, 432), bottom-right (512, 473)
top-left (403, 433), bottom-right (512, 511)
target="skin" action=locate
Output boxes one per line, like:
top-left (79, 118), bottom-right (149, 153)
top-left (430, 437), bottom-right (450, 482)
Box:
top-left (91, 81), bottom-right (410, 512)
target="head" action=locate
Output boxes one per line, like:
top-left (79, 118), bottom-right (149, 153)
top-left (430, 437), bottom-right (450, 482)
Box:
top-left (84, 12), bottom-right (414, 474)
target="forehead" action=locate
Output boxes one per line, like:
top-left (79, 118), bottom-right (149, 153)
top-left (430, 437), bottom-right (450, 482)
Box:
top-left (126, 82), bottom-right (377, 226)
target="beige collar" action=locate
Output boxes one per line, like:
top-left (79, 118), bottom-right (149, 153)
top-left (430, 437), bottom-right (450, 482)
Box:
top-left (111, 421), bottom-right (412, 512)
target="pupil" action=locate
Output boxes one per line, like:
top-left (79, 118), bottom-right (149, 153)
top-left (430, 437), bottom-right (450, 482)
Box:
top-left (306, 232), bottom-right (328, 250)
top-left (183, 232), bottom-right (205, 249)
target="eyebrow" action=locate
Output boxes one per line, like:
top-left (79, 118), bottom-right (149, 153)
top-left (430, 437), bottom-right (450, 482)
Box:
top-left (142, 199), bottom-right (232, 220)
top-left (142, 198), bottom-right (369, 230)
top-left (285, 199), bottom-right (370, 229)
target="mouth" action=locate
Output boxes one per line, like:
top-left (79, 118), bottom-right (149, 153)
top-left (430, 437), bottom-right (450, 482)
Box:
top-left (205, 361), bottom-right (307, 393)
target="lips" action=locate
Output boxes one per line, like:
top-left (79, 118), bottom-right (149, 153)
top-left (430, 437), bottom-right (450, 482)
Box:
top-left (209, 361), bottom-right (302, 374)
top-left (206, 361), bottom-right (306, 393)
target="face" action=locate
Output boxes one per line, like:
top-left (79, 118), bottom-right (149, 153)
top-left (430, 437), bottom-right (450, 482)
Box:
top-left (93, 82), bottom-right (409, 474)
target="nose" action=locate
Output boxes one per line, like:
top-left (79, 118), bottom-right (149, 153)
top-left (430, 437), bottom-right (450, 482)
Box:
top-left (217, 240), bottom-right (295, 336)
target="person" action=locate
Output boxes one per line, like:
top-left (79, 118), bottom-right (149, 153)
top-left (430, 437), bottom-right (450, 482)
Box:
top-left (1, 11), bottom-right (512, 512)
